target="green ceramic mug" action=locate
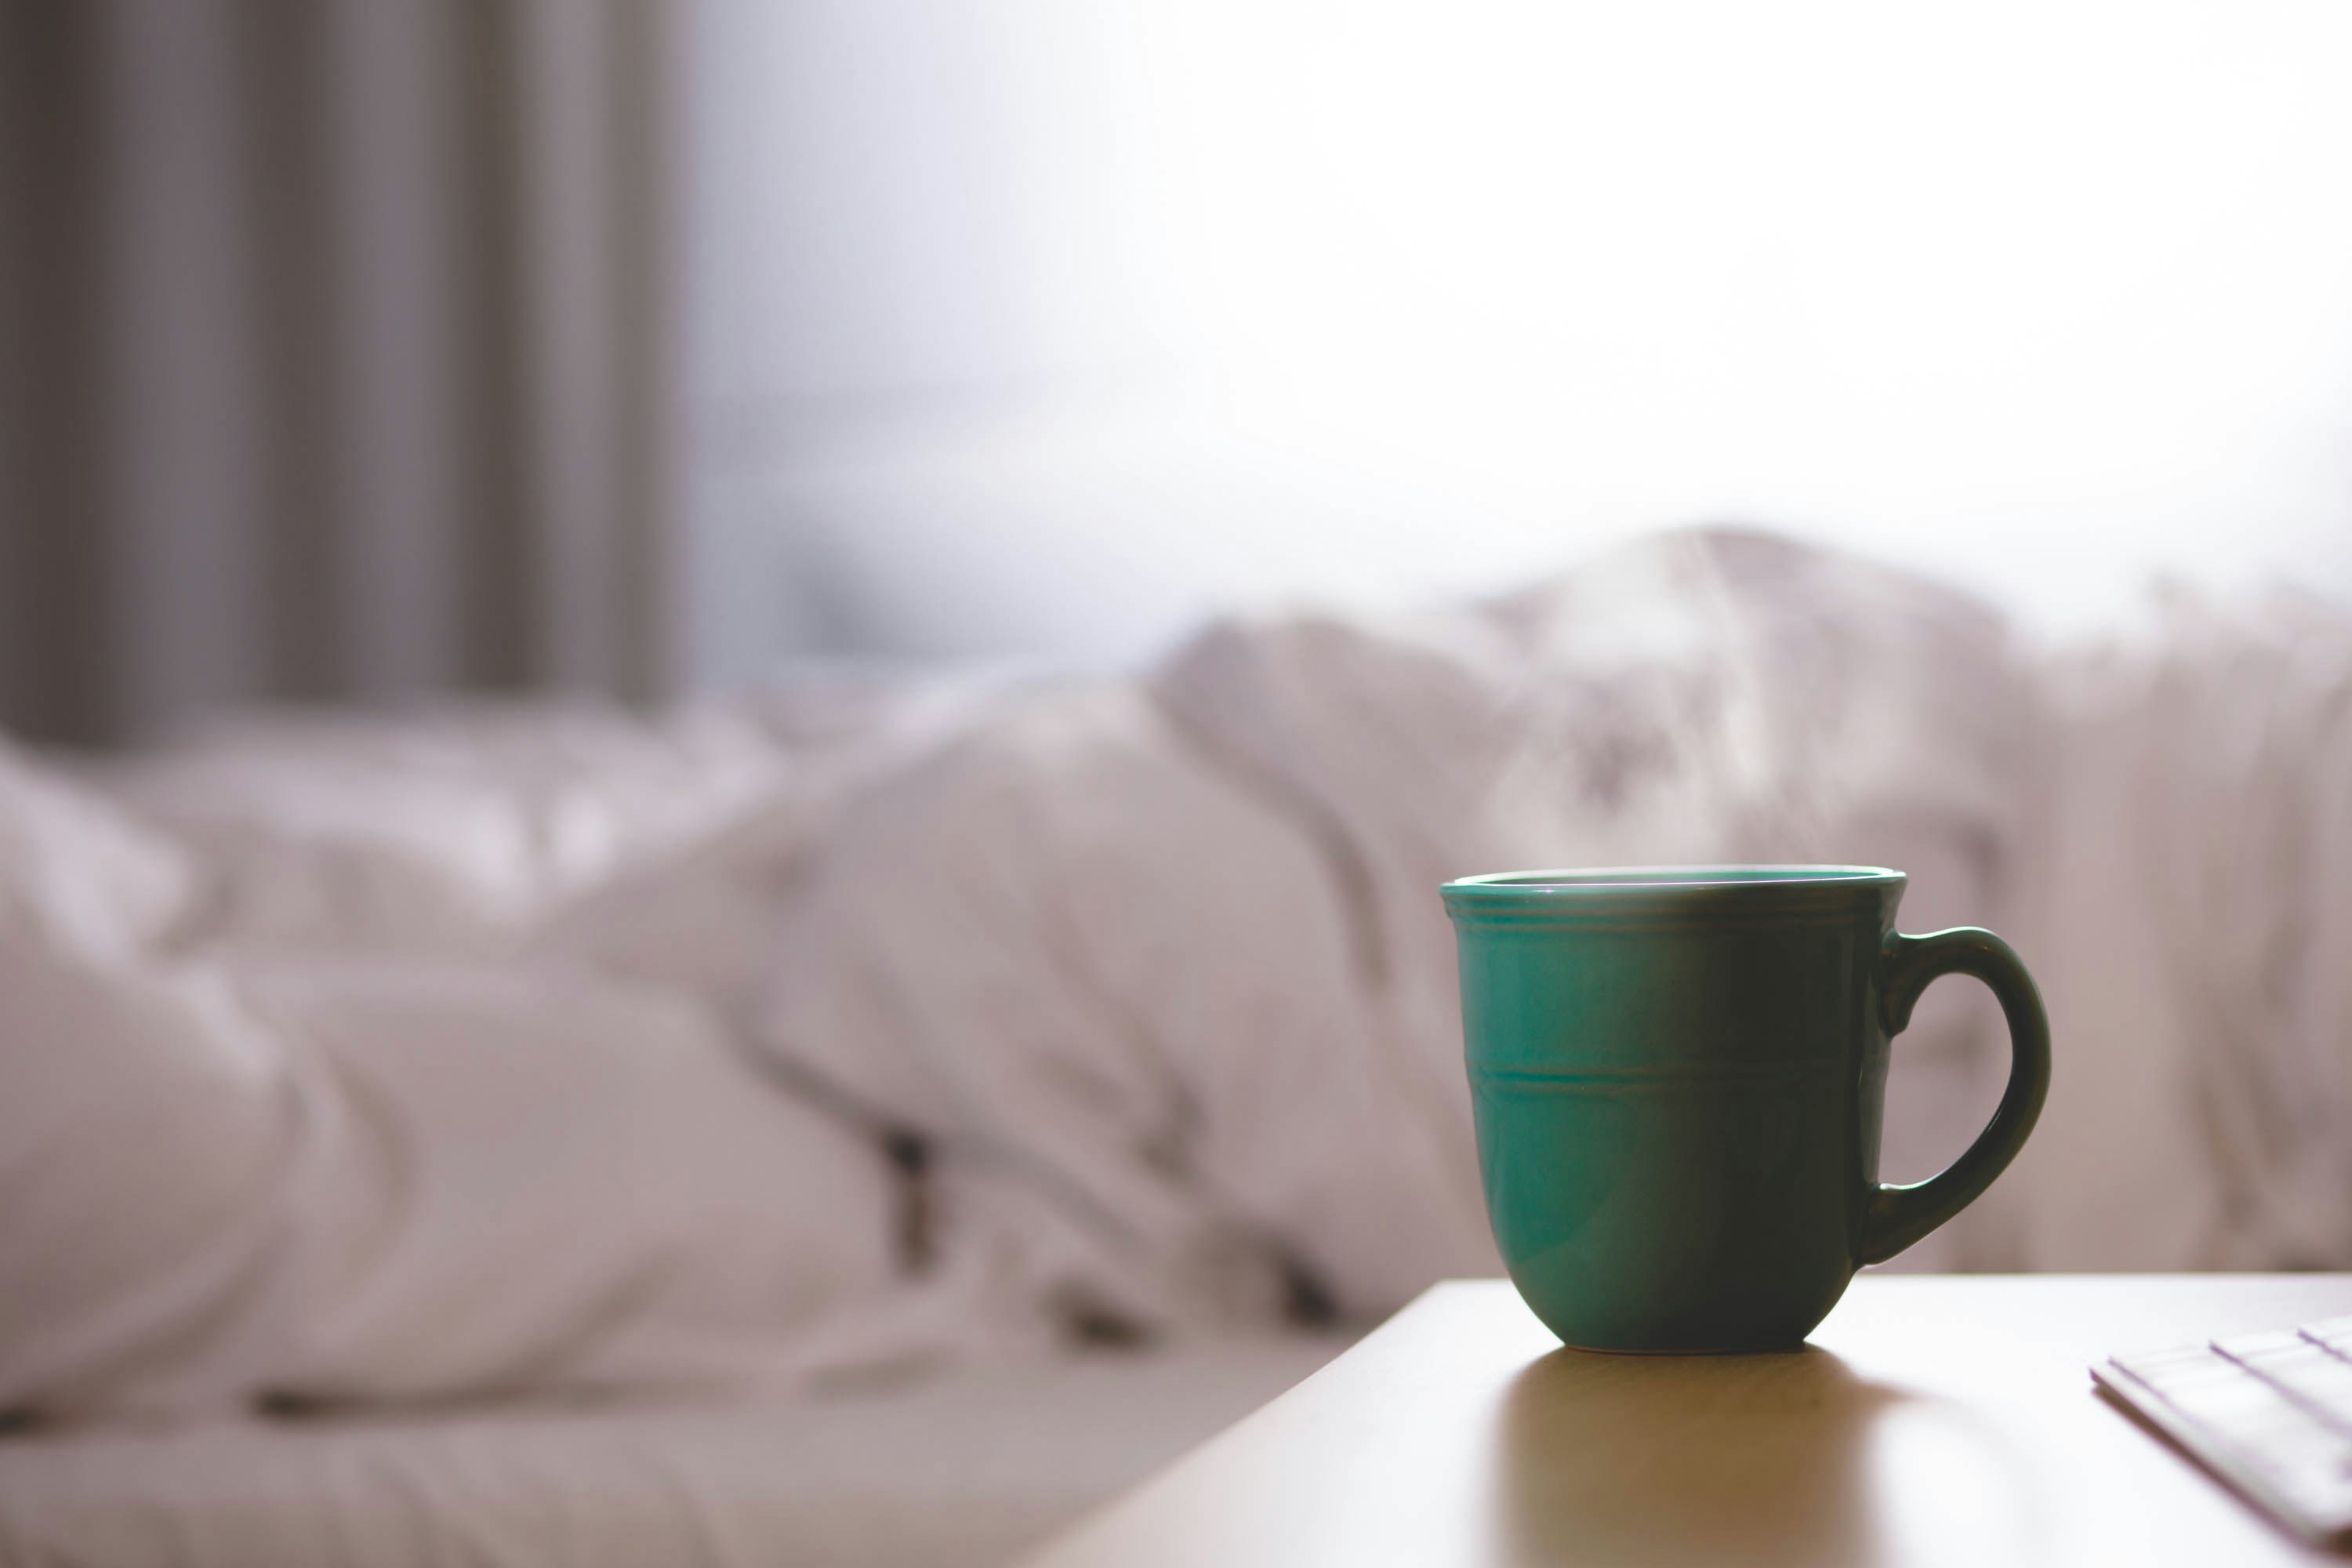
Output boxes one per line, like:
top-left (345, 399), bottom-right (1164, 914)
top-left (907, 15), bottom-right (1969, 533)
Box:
top-left (1440, 866), bottom-right (2049, 1352)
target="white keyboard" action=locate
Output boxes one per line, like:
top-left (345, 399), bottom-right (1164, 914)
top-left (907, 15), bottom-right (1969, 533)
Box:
top-left (2094, 1313), bottom-right (2352, 1544)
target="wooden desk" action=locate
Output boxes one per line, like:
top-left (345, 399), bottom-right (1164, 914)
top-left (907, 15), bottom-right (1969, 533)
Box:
top-left (1024, 1275), bottom-right (2352, 1566)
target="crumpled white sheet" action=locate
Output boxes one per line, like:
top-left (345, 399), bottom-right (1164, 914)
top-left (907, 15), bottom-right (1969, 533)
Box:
top-left (1986, 587), bottom-right (2352, 1272)
top-left (89, 685), bottom-right (996, 967)
top-left (757, 530), bottom-right (2036, 1339)
top-left (0, 688), bottom-right (964, 1420)
top-left (2, 529), bottom-right (2347, 1421)
top-left (0, 946), bottom-right (900, 1420)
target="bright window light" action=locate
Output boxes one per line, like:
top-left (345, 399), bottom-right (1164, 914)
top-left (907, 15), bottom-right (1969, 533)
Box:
top-left (692, 0), bottom-right (2352, 670)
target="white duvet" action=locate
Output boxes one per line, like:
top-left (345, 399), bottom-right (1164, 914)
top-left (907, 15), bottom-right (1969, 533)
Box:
top-left (2, 530), bottom-right (2347, 1421)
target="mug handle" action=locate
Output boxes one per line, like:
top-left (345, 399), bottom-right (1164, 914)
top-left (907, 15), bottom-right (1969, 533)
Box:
top-left (1858, 927), bottom-right (2052, 1265)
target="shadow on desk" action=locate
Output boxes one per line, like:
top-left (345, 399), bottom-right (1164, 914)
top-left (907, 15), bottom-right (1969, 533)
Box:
top-left (1497, 1345), bottom-right (2012, 1564)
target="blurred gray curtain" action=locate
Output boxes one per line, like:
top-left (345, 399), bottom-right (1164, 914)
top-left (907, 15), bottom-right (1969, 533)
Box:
top-left (0, 0), bottom-right (677, 746)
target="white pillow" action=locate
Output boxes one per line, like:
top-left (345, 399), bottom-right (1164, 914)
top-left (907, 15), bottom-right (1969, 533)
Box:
top-left (0, 739), bottom-right (194, 962)
top-left (0, 942), bottom-right (902, 1419)
top-left (0, 946), bottom-right (296, 1417)
top-left (247, 963), bottom-right (901, 1403)
top-left (100, 705), bottom-right (791, 957)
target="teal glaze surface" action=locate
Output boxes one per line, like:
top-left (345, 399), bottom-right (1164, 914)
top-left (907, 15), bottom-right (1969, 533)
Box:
top-left (1442, 866), bottom-right (2049, 1353)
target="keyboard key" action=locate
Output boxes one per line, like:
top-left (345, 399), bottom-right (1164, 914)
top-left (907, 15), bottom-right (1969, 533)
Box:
top-left (2300, 1314), bottom-right (2352, 1358)
top-left (2217, 1331), bottom-right (2352, 1436)
top-left (2100, 1344), bottom-right (2352, 1541)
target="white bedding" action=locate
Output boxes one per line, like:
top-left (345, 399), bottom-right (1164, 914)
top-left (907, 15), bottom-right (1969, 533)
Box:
top-left (756, 529), bottom-right (2034, 1339)
top-left (0, 1332), bottom-right (1349, 1568)
top-left (1, 526), bottom-right (2348, 1439)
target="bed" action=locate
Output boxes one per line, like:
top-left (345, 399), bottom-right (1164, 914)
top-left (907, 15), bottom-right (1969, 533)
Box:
top-left (3, 529), bottom-right (2348, 1565)
top-left (0, 1332), bottom-right (1348, 1567)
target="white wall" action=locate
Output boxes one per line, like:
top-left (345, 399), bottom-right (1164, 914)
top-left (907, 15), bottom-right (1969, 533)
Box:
top-left (686, 0), bottom-right (2352, 681)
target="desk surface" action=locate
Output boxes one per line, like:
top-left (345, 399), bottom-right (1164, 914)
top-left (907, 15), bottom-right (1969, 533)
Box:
top-left (1024, 1274), bottom-right (2352, 1567)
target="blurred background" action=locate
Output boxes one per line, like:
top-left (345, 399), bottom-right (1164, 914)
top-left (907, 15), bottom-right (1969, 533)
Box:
top-left (4, 0), bottom-right (2350, 743)
top-left (5, 7), bottom-right (2352, 1561)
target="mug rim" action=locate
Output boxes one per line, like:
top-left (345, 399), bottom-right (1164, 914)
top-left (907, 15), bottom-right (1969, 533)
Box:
top-left (1442, 865), bottom-right (1906, 924)
top-left (1445, 864), bottom-right (1903, 895)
